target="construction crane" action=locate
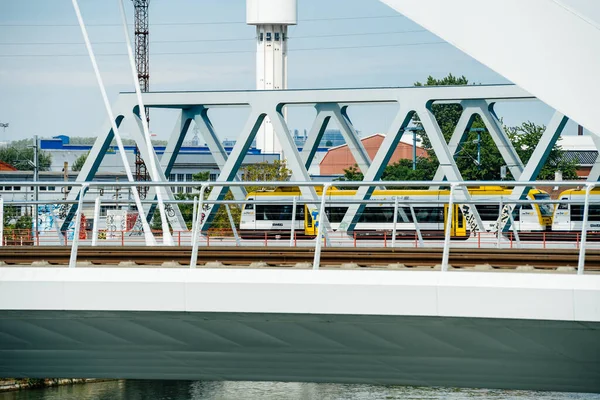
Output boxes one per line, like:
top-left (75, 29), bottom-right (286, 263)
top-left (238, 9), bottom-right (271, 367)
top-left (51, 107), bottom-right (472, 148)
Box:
top-left (132, 0), bottom-right (150, 198)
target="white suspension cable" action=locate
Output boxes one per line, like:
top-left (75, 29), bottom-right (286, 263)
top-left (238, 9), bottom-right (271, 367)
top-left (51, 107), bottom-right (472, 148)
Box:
top-left (117, 0), bottom-right (173, 246)
top-left (70, 0), bottom-right (156, 246)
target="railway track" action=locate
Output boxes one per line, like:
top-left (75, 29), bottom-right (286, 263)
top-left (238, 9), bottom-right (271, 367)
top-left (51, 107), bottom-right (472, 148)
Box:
top-left (0, 246), bottom-right (598, 270)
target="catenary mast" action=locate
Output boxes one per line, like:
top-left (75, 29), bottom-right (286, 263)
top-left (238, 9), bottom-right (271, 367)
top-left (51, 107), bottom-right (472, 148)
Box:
top-left (247, 0), bottom-right (297, 158)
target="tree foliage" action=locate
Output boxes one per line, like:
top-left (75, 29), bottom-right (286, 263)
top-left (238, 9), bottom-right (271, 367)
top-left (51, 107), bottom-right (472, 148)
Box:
top-left (336, 73), bottom-right (578, 183)
top-left (71, 152), bottom-right (88, 172)
top-left (0, 146), bottom-right (52, 171)
top-left (3, 206), bottom-right (32, 240)
top-left (507, 122), bottom-right (578, 180)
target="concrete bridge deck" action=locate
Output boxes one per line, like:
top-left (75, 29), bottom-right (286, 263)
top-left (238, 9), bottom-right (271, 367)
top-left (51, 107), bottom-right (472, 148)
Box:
top-left (0, 267), bottom-right (598, 392)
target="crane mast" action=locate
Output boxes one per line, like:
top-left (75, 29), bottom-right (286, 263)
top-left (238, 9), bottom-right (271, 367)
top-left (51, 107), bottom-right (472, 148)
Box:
top-left (132, 0), bottom-right (150, 198)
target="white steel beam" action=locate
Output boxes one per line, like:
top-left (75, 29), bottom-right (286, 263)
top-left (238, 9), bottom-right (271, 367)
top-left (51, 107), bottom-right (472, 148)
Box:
top-left (379, 0), bottom-right (600, 136)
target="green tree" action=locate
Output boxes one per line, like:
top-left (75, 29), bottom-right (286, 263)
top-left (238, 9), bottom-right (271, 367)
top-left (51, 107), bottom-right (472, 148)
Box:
top-left (507, 121), bottom-right (578, 180)
top-left (241, 160), bottom-right (292, 191)
top-left (71, 152), bottom-right (88, 172)
top-left (0, 146), bottom-right (52, 171)
top-left (3, 206), bottom-right (32, 241)
top-left (411, 73), bottom-right (574, 181)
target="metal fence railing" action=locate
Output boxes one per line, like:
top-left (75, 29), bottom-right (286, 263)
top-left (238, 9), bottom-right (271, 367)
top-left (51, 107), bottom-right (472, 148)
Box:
top-left (0, 180), bottom-right (597, 274)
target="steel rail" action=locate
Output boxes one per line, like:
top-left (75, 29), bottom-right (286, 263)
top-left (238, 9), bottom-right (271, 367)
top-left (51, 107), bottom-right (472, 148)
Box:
top-left (0, 246), bottom-right (598, 270)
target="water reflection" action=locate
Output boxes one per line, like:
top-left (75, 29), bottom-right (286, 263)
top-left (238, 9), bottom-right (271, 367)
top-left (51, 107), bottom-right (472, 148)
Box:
top-left (0, 380), bottom-right (598, 400)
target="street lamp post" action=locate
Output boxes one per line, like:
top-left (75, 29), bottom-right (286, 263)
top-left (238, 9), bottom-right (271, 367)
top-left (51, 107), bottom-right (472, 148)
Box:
top-left (405, 126), bottom-right (423, 171)
top-left (470, 128), bottom-right (485, 169)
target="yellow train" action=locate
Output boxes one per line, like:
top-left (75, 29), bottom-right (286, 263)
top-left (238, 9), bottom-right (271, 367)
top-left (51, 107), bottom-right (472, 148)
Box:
top-left (239, 186), bottom-right (553, 238)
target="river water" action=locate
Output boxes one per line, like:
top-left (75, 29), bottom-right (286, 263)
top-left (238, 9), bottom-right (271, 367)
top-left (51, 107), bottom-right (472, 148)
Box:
top-left (0, 381), bottom-right (599, 400)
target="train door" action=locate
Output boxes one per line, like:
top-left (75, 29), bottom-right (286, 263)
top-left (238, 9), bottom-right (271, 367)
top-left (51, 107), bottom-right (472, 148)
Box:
top-left (444, 205), bottom-right (466, 236)
top-left (304, 205), bottom-right (317, 235)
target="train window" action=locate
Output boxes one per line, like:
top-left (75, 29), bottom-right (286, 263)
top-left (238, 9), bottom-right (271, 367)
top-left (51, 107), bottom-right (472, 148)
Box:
top-left (571, 205), bottom-right (584, 221)
top-left (558, 203), bottom-right (568, 210)
top-left (522, 203), bottom-right (533, 210)
top-left (358, 207), bottom-right (395, 223)
top-left (295, 206), bottom-right (304, 220)
top-left (396, 207), bottom-right (414, 223)
top-left (13, 186), bottom-right (20, 191)
top-left (474, 204), bottom-right (499, 220)
top-left (259, 32), bottom-right (264, 41)
top-left (244, 199), bottom-right (254, 210)
top-left (326, 207), bottom-right (348, 223)
top-left (48, 186), bottom-right (55, 191)
top-left (274, 32), bottom-right (280, 41)
top-left (266, 32), bottom-right (272, 41)
top-left (572, 204), bottom-right (600, 221)
top-left (256, 205), bottom-right (290, 221)
top-left (414, 207), bottom-right (444, 223)
top-left (533, 193), bottom-right (554, 216)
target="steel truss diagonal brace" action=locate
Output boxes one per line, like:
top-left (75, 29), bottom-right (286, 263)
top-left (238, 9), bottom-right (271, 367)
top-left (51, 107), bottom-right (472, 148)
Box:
top-left (269, 107), bottom-right (332, 239)
top-left (430, 104), bottom-right (479, 189)
top-left (193, 106), bottom-right (247, 201)
top-left (300, 103), bottom-right (371, 173)
top-left (200, 111), bottom-right (266, 233)
top-left (337, 106), bottom-right (413, 233)
top-left (501, 111), bottom-right (569, 231)
top-left (418, 105), bottom-right (486, 232)
top-left (125, 113), bottom-right (186, 231)
top-left (431, 101), bottom-right (524, 187)
top-left (160, 109), bottom-right (194, 177)
top-left (483, 102), bottom-right (524, 178)
top-left (301, 108), bottom-right (331, 169)
top-left (60, 112), bottom-right (124, 232)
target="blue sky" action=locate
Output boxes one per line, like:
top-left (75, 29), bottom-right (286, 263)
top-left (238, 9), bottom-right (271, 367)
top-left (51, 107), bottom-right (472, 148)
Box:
top-left (0, 0), bottom-right (596, 143)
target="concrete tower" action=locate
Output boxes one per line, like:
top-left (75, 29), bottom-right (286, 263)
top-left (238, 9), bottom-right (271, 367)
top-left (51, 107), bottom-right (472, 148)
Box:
top-left (247, 0), bottom-right (297, 157)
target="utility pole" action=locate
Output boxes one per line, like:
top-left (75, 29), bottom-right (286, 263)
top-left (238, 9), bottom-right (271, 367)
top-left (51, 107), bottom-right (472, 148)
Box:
top-left (132, 0), bottom-right (150, 199)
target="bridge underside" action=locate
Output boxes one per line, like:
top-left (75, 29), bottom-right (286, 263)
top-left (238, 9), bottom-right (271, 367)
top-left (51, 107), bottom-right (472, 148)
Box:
top-left (0, 310), bottom-right (598, 393)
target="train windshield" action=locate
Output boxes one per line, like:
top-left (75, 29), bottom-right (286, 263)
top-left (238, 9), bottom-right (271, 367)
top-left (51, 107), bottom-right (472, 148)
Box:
top-left (533, 194), bottom-right (554, 216)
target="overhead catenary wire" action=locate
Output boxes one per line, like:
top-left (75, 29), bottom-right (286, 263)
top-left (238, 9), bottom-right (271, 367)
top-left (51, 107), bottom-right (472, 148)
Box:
top-left (0, 29), bottom-right (428, 46)
top-left (0, 14), bottom-right (405, 27)
top-left (0, 41), bottom-right (447, 58)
